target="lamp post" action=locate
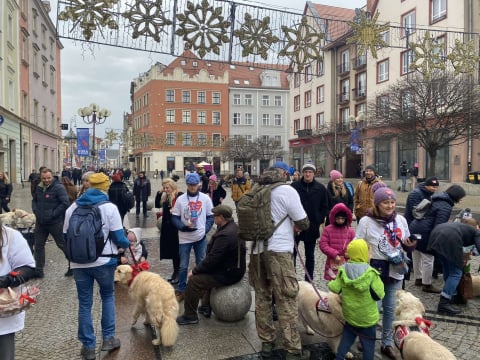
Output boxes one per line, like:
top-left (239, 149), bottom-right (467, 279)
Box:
top-left (64, 128), bottom-right (77, 168)
top-left (77, 103), bottom-right (111, 168)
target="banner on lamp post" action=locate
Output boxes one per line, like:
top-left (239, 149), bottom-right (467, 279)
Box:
top-left (77, 128), bottom-right (90, 156)
top-left (350, 128), bottom-right (360, 152)
top-left (99, 149), bottom-right (106, 163)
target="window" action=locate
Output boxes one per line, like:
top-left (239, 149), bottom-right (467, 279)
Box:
top-left (274, 96), bottom-right (282, 107)
top-left (244, 94), bottom-right (252, 105)
top-left (431, 0), bottom-right (446, 22)
top-left (294, 95), bottom-right (300, 111)
top-left (197, 111), bottom-right (206, 124)
top-left (304, 91), bottom-right (312, 108)
top-left (212, 133), bottom-right (222, 147)
top-left (262, 95), bottom-right (270, 106)
top-left (22, 34), bottom-right (29, 63)
top-left (212, 92), bottom-right (221, 104)
top-left (304, 116), bottom-right (311, 129)
top-left (183, 133), bottom-right (192, 146)
top-left (166, 132), bottom-right (176, 145)
top-left (34, 100), bottom-right (39, 124)
top-left (340, 108), bottom-right (350, 126)
top-left (233, 112), bottom-right (241, 125)
top-left (274, 114), bottom-right (282, 126)
top-left (7, 15), bottom-right (13, 43)
top-left (401, 50), bottom-right (414, 75)
top-left (33, 50), bottom-right (38, 76)
top-left (340, 50), bottom-right (350, 72)
top-left (197, 91), bottom-right (206, 104)
top-left (433, 35), bottom-right (446, 63)
top-left (294, 119), bottom-right (300, 134)
top-left (166, 90), bottom-right (174, 102)
top-left (22, 92), bottom-right (28, 120)
top-left (294, 73), bottom-right (301, 87)
top-left (316, 112), bottom-right (324, 128)
top-left (305, 65), bottom-right (313, 82)
top-left (377, 60), bottom-right (389, 82)
top-left (262, 114), bottom-right (270, 126)
top-left (316, 60), bottom-right (324, 76)
top-left (316, 86), bottom-right (325, 103)
top-left (402, 10), bottom-right (416, 37)
top-left (380, 30), bottom-right (390, 46)
top-left (182, 110), bottom-right (191, 123)
top-left (340, 79), bottom-right (350, 101)
top-left (182, 90), bottom-right (191, 103)
top-left (245, 113), bottom-right (253, 125)
top-left (8, 80), bottom-right (14, 111)
top-left (356, 72), bottom-right (366, 97)
top-left (212, 111), bottom-right (220, 125)
top-left (166, 109), bottom-right (175, 123)
top-left (377, 95), bottom-right (389, 115)
top-left (274, 135), bottom-right (281, 145)
top-left (198, 133), bottom-right (207, 146)
top-left (233, 94), bottom-right (241, 105)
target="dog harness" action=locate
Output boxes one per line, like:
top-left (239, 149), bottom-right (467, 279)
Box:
top-left (394, 317), bottom-right (433, 353)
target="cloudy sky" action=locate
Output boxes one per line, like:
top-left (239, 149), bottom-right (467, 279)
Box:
top-left (52, 0), bottom-right (365, 139)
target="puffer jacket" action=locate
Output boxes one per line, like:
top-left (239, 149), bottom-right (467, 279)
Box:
top-left (32, 178), bottom-right (70, 225)
top-left (231, 177), bottom-right (251, 202)
top-left (319, 203), bottom-right (356, 281)
top-left (404, 183), bottom-right (435, 225)
top-left (409, 192), bottom-right (454, 252)
top-left (353, 177), bottom-right (381, 219)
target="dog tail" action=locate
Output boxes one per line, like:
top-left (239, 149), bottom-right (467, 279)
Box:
top-left (160, 314), bottom-right (179, 347)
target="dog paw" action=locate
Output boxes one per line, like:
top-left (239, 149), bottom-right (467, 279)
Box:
top-left (152, 339), bottom-right (161, 346)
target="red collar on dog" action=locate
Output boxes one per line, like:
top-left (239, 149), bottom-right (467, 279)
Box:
top-left (127, 262), bottom-right (150, 287)
top-left (394, 317), bottom-right (433, 352)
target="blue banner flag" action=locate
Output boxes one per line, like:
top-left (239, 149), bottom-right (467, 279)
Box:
top-left (99, 149), bottom-right (106, 163)
top-left (350, 128), bottom-right (360, 152)
top-left (77, 128), bottom-right (90, 156)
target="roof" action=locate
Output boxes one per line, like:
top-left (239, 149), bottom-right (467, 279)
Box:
top-left (307, 2), bottom-right (355, 43)
top-left (228, 62), bottom-right (290, 89)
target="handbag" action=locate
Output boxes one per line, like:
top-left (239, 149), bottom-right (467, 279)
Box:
top-left (458, 272), bottom-right (473, 300)
top-left (370, 259), bottom-right (390, 281)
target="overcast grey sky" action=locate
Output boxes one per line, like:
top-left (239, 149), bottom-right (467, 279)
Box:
top-left (53, 0), bottom-right (366, 138)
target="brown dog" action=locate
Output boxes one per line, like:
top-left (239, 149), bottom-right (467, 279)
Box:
top-left (115, 265), bottom-right (179, 346)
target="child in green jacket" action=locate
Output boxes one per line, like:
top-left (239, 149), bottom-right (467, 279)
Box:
top-left (328, 239), bottom-right (385, 360)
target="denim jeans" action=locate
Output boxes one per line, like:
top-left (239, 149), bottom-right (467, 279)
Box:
top-left (381, 279), bottom-right (402, 347)
top-left (336, 322), bottom-right (376, 360)
top-left (178, 237), bottom-right (206, 292)
top-left (0, 332), bottom-right (15, 360)
top-left (438, 254), bottom-right (463, 299)
top-left (73, 263), bottom-right (117, 349)
top-left (401, 175), bottom-right (407, 191)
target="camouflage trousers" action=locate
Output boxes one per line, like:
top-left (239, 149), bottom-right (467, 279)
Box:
top-left (248, 251), bottom-right (301, 353)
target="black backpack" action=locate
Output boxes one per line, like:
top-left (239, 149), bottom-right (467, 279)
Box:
top-left (65, 201), bottom-right (112, 264)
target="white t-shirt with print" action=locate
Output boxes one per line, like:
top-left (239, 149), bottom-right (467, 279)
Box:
top-left (173, 192), bottom-right (213, 244)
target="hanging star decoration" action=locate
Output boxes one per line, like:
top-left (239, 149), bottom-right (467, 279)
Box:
top-left (233, 13), bottom-right (279, 60)
top-left (346, 10), bottom-right (389, 59)
top-left (175, 0), bottom-right (231, 58)
top-left (409, 31), bottom-right (446, 79)
top-left (447, 38), bottom-right (480, 75)
top-left (279, 16), bottom-right (323, 72)
top-left (57, 0), bottom-right (119, 41)
top-left (122, 0), bottom-right (172, 42)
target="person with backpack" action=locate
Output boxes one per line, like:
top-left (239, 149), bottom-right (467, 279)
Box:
top-left (133, 171), bottom-right (151, 219)
top-left (63, 172), bottom-right (129, 360)
top-left (326, 170), bottom-right (354, 223)
top-left (108, 173), bottom-right (133, 224)
top-left (32, 168), bottom-right (71, 279)
top-left (248, 165), bottom-right (311, 360)
top-left (291, 163), bottom-right (329, 281)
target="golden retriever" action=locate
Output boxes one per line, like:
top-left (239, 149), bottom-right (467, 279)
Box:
top-left (115, 265), bottom-right (179, 346)
top-left (393, 290), bottom-right (456, 360)
top-left (297, 281), bottom-right (353, 359)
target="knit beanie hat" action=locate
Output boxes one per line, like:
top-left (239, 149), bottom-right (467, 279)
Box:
top-left (302, 163), bottom-right (316, 172)
top-left (365, 165), bottom-right (376, 173)
top-left (371, 182), bottom-right (387, 194)
top-left (209, 175), bottom-right (217, 182)
top-left (373, 187), bottom-right (396, 206)
top-left (88, 173), bottom-right (110, 192)
top-left (330, 170), bottom-right (343, 181)
top-left (185, 172), bottom-right (200, 185)
top-left (347, 239), bottom-right (369, 263)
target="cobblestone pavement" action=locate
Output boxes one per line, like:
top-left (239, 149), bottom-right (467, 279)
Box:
top-left (8, 178), bottom-right (480, 359)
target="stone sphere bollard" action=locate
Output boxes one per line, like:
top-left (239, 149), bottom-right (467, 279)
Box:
top-left (210, 279), bottom-right (252, 322)
top-left (146, 199), bottom-right (154, 210)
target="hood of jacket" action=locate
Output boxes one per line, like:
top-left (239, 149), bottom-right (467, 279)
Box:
top-left (432, 191), bottom-right (454, 205)
top-left (127, 227), bottom-right (142, 246)
top-left (328, 202), bottom-right (353, 225)
top-left (76, 188), bottom-right (109, 206)
top-left (338, 263), bottom-right (372, 291)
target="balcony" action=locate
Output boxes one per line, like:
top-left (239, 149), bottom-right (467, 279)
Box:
top-left (352, 88), bottom-right (367, 100)
top-left (297, 129), bottom-right (313, 138)
top-left (352, 55), bottom-right (367, 69)
top-left (337, 93), bottom-right (350, 104)
top-left (337, 62), bottom-right (350, 76)
top-left (336, 122), bottom-right (350, 133)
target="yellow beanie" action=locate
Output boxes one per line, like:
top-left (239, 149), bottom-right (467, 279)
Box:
top-left (347, 239), bottom-right (369, 263)
top-left (88, 172), bottom-right (110, 192)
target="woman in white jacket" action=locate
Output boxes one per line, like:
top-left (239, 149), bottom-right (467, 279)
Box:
top-left (0, 220), bottom-right (36, 360)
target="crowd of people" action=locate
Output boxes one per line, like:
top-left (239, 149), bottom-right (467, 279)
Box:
top-left (1, 162), bottom-right (479, 360)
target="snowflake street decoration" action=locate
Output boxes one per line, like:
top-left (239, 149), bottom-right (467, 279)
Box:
top-left (409, 31), bottom-right (446, 79)
top-left (122, 0), bottom-right (172, 42)
top-left (447, 39), bottom-right (480, 75)
top-left (234, 13), bottom-right (279, 60)
top-left (58, 0), bottom-right (119, 41)
top-left (175, 0), bottom-right (231, 58)
top-left (346, 11), bottom-right (389, 59)
top-left (279, 16), bottom-right (323, 72)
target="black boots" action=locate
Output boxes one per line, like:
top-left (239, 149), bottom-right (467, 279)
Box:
top-left (438, 296), bottom-right (461, 315)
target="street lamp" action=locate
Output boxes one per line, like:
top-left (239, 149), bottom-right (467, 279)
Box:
top-left (77, 103), bottom-right (111, 167)
top-left (64, 128), bottom-right (77, 168)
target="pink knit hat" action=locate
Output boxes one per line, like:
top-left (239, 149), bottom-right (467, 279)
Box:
top-left (209, 175), bottom-right (217, 182)
top-left (330, 170), bottom-right (343, 181)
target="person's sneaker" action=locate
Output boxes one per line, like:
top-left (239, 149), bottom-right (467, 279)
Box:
top-left (285, 349), bottom-right (311, 359)
top-left (260, 342), bottom-right (274, 358)
top-left (422, 284), bottom-right (442, 293)
top-left (414, 279), bottom-right (422, 286)
top-left (64, 268), bottom-right (73, 277)
top-left (175, 291), bottom-right (185, 302)
top-left (80, 346), bottom-right (96, 360)
top-left (198, 305), bottom-right (212, 318)
top-left (176, 315), bottom-right (199, 325)
top-left (101, 337), bottom-right (121, 351)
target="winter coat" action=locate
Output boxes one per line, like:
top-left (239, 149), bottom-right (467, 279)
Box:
top-left (32, 178), bottom-right (70, 225)
top-left (108, 181), bottom-right (131, 216)
top-left (353, 177), bottom-right (381, 219)
top-left (427, 222), bottom-right (480, 269)
top-left (326, 180), bottom-right (354, 213)
top-left (133, 177), bottom-right (151, 201)
top-left (291, 178), bottom-right (329, 240)
top-left (328, 262), bottom-right (384, 328)
top-left (192, 219), bottom-right (246, 285)
top-left (231, 177), bottom-right (251, 202)
top-left (409, 192), bottom-right (454, 253)
top-left (208, 183), bottom-right (226, 207)
top-left (0, 180), bottom-right (12, 201)
top-left (159, 191), bottom-right (183, 260)
top-left (404, 183), bottom-right (435, 225)
top-left (319, 203), bottom-right (356, 280)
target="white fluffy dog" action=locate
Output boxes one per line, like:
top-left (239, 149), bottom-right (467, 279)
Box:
top-left (297, 281), bottom-right (353, 359)
top-left (394, 290), bottom-right (456, 360)
top-left (115, 265), bottom-right (179, 346)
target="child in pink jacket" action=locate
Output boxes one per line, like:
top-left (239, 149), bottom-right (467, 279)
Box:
top-left (319, 203), bottom-right (355, 281)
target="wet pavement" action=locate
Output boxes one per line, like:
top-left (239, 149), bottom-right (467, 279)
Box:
top-left (8, 178), bottom-right (480, 359)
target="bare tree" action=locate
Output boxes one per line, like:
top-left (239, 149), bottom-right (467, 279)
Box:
top-left (368, 70), bottom-right (480, 176)
top-left (251, 137), bottom-right (285, 161)
top-left (222, 136), bottom-right (285, 168)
